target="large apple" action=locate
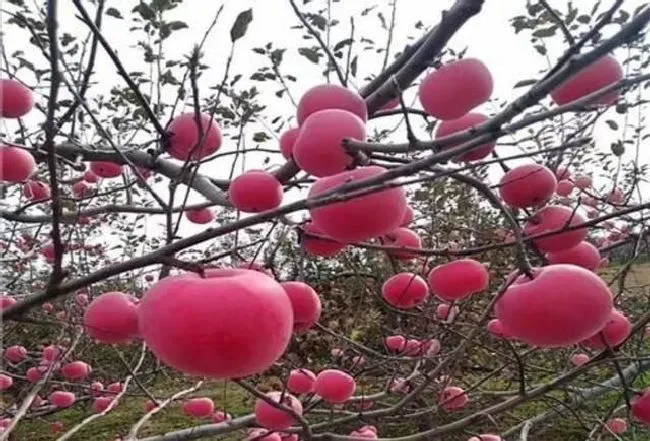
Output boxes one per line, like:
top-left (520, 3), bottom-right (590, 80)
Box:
top-left (314, 369), bottom-right (356, 403)
top-left (381, 228), bottom-right (422, 260)
top-left (550, 55), bottom-right (622, 106)
top-left (138, 269), bottom-right (293, 378)
top-left (428, 259), bottom-right (489, 301)
top-left (382, 272), bottom-right (430, 309)
top-left (254, 391), bottom-right (303, 430)
top-left (435, 113), bottom-right (495, 162)
top-left (546, 241), bottom-right (601, 271)
top-left (296, 84), bottom-right (367, 125)
top-left (83, 292), bottom-right (139, 344)
top-left (1, 79), bottom-right (34, 118)
top-left (524, 205), bottom-right (587, 252)
top-left (495, 265), bottom-right (613, 347)
top-left (418, 58), bottom-right (493, 120)
top-left (293, 109), bottom-right (366, 177)
top-left (281, 281), bottom-right (321, 332)
top-left (498, 164), bottom-right (557, 208)
top-left (308, 166), bottom-right (407, 242)
top-left (0, 145), bottom-right (36, 183)
top-left (229, 170), bottom-right (283, 212)
top-left (167, 112), bottom-right (222, 160)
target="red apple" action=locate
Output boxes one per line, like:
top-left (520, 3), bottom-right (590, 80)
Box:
top-left (550, 55), bottom-right (622, 106)
top-left (23, 180), bottom-right (51, 202)
top-left (138, 270), bottom-right (293, 378)
top-left (83, 292), bottom-right (139, 344)
top-left (1, 79), bottom-right (34, 117)
top-left (555, 166), bottom-right (571, 181)
top-left (91, 381), bottom-right (104, 396)
top-left (84, 170), bottom-right (99, 183)
top-left (524, 205), bottom-right (587, 252)
top-left (428, 259), bottom-right (489, 301)
top-left (106, 382), bottom-right (123, 395)
top-left (570, 353), bottom-right (590, 367)
top-left (254, 391), bottom-right (303, 430)
top-left (0, 374), bottom-right (13, 391)
top-left (385, 335), bottom-right (407, 352)
top-left (574, 175), bottom-right (592, 189)
top-left (90, 161), bottom-right (123, 178)
top-left (297, 84), bottom-right (367, 125)
top-left (50, 391), bottom-right (76, 408)
top-left (287, 368), bottom-right (316, 394)
top-left (0, 145), bottom-right (36, 183)
top-left (167, 112), bottom-right (222, 160)
top-left (42, 345), bottom-right (61, 362)
top-left (435, 113), bottom-right (495, 162)
top-left (212, 410), bottom-right (232, 423)
top-left (301, 222), bottom-right (346, 257)
top-left (382, 272), bottom-right (429, 309)
top-left (632, 389), bottom-right (650, 425)
top-left (556, 179), bottom-right (574, 196)
top-left (26, 366), bottom-right (46, 383)
top-left (546, 241), bottom-right (600, 271)
top-left (418, 58), bottom-right (493, 120)
top-left (279, 127), bottom-right (300, 159)
top-left (4, 345), bottom-right (27, 363)
top-left (314, 369), bottom-right (356, 403)
top-left (381, 228), bottom-right (422, 260)
top-left (486, 319), bottom-right (512, 339)
top-left (0, 295), bottom-right (16, 310)
top-left (72, 181), bottom-right (92, 198)
top-left (438, 386), bottom-right (468, 411)
top-left (308, 166), bottom-right (407, 242)
top-left (183, 397), bottom-right (214, 418)
top-left (61, 361), bottom-right (92, 380)
top-left (606, 417), bottom-right (628, 434)
top-left (229, 170), bottom-right (283, 212)
top-left (495, 265), bottom-right (613, 347)
top-left (581, 309), bottom-right (631, 349)
top-left (499, 164), bottom-right (557, 208)
top-left (76, 292), bottom-right (89, 306)
top-left (436, 303), bottom-right (459, 322)
top-left (93, 396), bottom-right (114, 413)
top-left (281, 281), bottom-right (321, 332)
top-left (185, 208), bottom-right (214, 224)
top-left (607, 187), bottom-right (625, 205)
top-left (293, 109), bottom-right (366, 177)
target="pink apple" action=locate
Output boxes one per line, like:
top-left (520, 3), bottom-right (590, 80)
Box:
top-left (93, 396), bottom-right (114, 413)
top-left (428, 259), bottom-right (489, 301)
top-left (495, 265), bottom-right (613, 347)
top-left (26, 366), bottom-right (47, 383)
top-left (499, 164), bottom-right (557, 208)
top-left (555, 166), bottom-right (571, 181)
top-left (145, 400), bottom-right (158, 412)
top-left (314, 369), bottom-right (356, 403)
top-left (23, 180), bottom-right (51, 202)
top-left (0, 295), bottom-right (16, 310)
top-left (421, 338), bottom-right (442, 356)
top-left (606, 417), bottom-right (628, 434)
top-left (279, 127), bottom-right (300, 159)
top-left (418, 58), bottom-right (493, 120)
top-left (632, 389), bottom-right (650, 425)
top-left (50, 391), bottom-right (76, 408)
top-left (4, 345), bottom-right (27, 363)
top-left (91, 381), bottom-right (104, 396)
top-left (281, 282), bottom-right (321, 332)
top-left (1, 79), bottom-right (34, 118)
top-left (570, 353), bottom-right (590, 367)
top-left (574, 175), bottom-right (592, 189)
top-left (382, 272), bottom-right (429, 309)
top-left (438, 386), bottom-right (469, 411)
top-left (308, 166), bottom-right (407, 242)
top-left (381, 228), bottom-right (422, 260)
top-left (72, 181), bottom-right (92, 198)
top-left (296, 84), bottom-right (367, 125)
top-left (42, 344), bottom-right (61, 362)
top-left (301, 222), bottom-right (345, 257)
top-left (61, 361), bottom-right (92, 380)
top-left (550, 55), bottom-right (622, 106)
top-left (138, 270), bottom-right (293, 378)
top-left (436, 303), bottom-right (460, 322)
top-left (84, 292), bottom-right (139, 344)
top-left (546, 241), bottom-right (600, 271)
top-left (229, 170), bottom-right (283, 212)
top-left (0, 374), bottom-right (13, 391)
top-left (524, 205), bottom-right (587, 252)
top-left (608, 187), bottom-right (625, 205)
top-left (106, 382), bottom-right (123, 395)
top-left (385, 335), bottom-right (407, 352)
top-left (185, 208), bottom-right (214, 224)
top-left (293, 109), bottom-right (366, 177)
top-left (255, 391), bottom-right (303, 430)
top-left (183, 397), bottom-right (214, 418)
top-left (287, 368), bottom-right (316, 394)
top-left (0, 145), bottom-right (36, 183)
top-left (84, 170), bottom-right (99, 183)
top-left (581, 309), bottom-right (631, 349)
top-left (487, 319), bottom-right (512, 339)
top-left (435, 113), bottom-right (495, 162)
top-left (212, 410), bottom-right (232, 423)
top-left (167, 112), bottom-right (222, 161)
top-left (556, 179), bottom-right (574, 196)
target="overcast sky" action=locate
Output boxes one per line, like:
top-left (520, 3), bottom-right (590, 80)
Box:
top-left (2, 0), bottom-right (648, 236)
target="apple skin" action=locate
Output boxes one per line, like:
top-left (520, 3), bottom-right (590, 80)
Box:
top-left (0, 145), bottom-right (37, 183)
top-left (495, 264), bottom-right (613, 348)
top-left (418, 58), bottom-right (493, 120)
top-left (524, 205), bottom-right (587, 252)
top-left (498, 164), bottom-right (557, 208)
top-left (4, 345), bottom-right (27, 363)
top-left (287, 369), bottom-right (316, 394)
top-left (427, 259), bottom-right (489, 301)
top-left (606, 417), bottom-right (628, 434)
top-left (185, 208), bottom-right (214, 224)
top-left (167, 112), bottom-right (222, 161)
top-left (308, 166), bottom-right (407, 243)
top-left (254, 391), bottom-right (303, 430)
top-left (23, 180), bottom-right (51, 202)
top-left (296, 84), bottom-right (367, 125)
top-left (281, 281), bottom-right (321, 332)
top-left (229, 170), bottom-right (283, 212)
top-left (138, 270), bottom-right (293, 378)
top-left (183, 397), bottom-right (214, 418)
top-left (382, 273), bottom-right (430, 309)
top-left (581, 309), bottom-right (631, 350)
top-left (1, 79), bottom-right (34, 118)
top-left (314, 369), bottom-right (356, 403)
top-left (632, 389), bottom-right (650, 425)
top-left (381, 228), bottom-right (422, 260)
top-left (546, 241), bottom-right (601, 271)
top-left (83, 292), bottom-right (139, 344)
top-left (438, 386), bottom-right (469, 411)
top-left (279, 128), bottom-right (300, 159)
top-left (551, 55), bottom-right (623, 106)
top-left (570, 353), bottom-right (590, 367)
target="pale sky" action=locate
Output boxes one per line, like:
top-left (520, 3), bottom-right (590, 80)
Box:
top-left (1, 0), bottom-right (648, 240)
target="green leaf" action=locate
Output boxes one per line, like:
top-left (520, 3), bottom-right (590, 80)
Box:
top-left (534, 44), bottom-right (547, 56)
top-left (231, 9), bottom-right (253, 42)
top-left (350, 55), bottom-right (358, 77)
top-left (168, 21), bottom-right (188, 31)
top-left (605, 120), bottom-right (619, 130)
top-left (133, 3), bottom-right (156, 21)
top-left (576, 14), bottom-right (591, 24)
top-left (105, 7), bottom-right (123, 19)
top-left (298, 47), bottom-right (321, 63)
top-left (333, 38), bottom-right (353, 52)
top-left (532, 25), bottom-right (557, 38)
top-left (513, 78), bottom-right (537, 88)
